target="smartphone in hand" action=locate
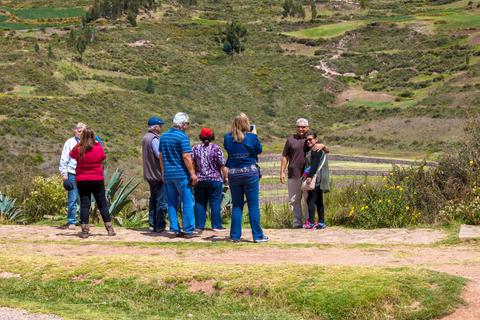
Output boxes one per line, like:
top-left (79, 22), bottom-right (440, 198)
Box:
top-left (249, 124), bottom-right (257, 134)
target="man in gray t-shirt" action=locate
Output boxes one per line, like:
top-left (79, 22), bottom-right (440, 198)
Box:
top-left (280, 118), bottom-right (328, 228)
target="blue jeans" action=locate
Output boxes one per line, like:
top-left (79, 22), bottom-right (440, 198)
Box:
top-left (164, 178), bottom-right (195, 234)
top-left (229, 173), bottom-right (264, 241)
top-left (194, 180), bottom-right (223, 229)
top-left (67, 173), bottom-right (78, 225)
top-left (148, 181), bottom-right (167, 230)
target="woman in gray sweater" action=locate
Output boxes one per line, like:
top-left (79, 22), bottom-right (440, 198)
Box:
top-left (303, 131), bottom-right (329, 230)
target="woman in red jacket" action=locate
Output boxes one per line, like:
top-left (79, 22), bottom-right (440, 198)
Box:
top-left (70, 127), bottom-right (115, 238)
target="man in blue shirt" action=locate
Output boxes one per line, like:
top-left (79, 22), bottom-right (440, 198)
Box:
top-left (159, 112), bottom-right (198, 237)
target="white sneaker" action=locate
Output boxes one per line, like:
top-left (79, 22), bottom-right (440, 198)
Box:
top-left (254, 236), bottom-right (269, 243)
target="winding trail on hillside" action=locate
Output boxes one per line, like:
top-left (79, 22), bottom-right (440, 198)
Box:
top-left (0, 225), bottom-right (479, 319)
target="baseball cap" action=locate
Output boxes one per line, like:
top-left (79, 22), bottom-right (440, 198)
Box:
top-left (296, 118), bottom-right (309, 127)
top-left (173, 112), bottom-right (189, 126)
top-left (147, 116), bottom-right (165, 126)
top-left (199, 127), bottom-right (214, 139)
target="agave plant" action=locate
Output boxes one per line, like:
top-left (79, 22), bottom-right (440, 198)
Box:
top-left (88, 169), bottom-right (139, 225)
top-left (0, 192), bottom-right (23, 223)
top-left (221, 185), bottom-right (232, 217)
top-left (105, 169), bottom-right (139, 225)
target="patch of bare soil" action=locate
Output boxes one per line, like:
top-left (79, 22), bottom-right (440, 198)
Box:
top-left (188, 279), bottom-right (217, 295)
top-left (470, 33), bottom-right (480, 46)
top-left (408, 22), bottom-right (434, 35)
top-left (280, 43), bottom-right (318, 56)
top-left (336, 87), bottom-right (394, 104)
top-left (0, 271), bottom-right (20, 279)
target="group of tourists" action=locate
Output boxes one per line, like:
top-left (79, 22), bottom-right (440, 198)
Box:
top-left (59, 112), bottom-right (330, 242)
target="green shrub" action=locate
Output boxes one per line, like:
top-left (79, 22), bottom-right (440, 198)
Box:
top-left (24, 176), bottom-right (66, 222)
top-left (330, 180), bottom-right (418, 228)
top-left (439, 186), bottom-right (480, 225)
top-left (56, 61), bottom-right (84, 81)
top-left (261, 202), bottom-right (292, 228)
top-left (331, 118), bottom-right (480, 228)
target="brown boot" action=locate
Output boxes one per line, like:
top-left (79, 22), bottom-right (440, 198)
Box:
top-left (79, 224), bottom-right (90, 239)
top-left (105, 222), bottom-right (116, 236)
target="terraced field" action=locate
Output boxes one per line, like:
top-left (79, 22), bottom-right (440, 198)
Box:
top-left (0, 6), bottom-right (84, 29)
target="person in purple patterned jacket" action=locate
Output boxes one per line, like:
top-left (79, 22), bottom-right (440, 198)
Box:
top-left (192, 127), bottom-right (228, 232)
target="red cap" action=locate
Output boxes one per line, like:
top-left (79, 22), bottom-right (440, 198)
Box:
top-left (200, 127), bottom-right (213, 139)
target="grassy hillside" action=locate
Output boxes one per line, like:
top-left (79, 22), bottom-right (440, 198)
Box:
top-left (0, 0), bottom-right (479, 183)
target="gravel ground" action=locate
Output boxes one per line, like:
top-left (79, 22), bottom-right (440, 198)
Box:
top-left (0, 308), bottom-right (62, 320)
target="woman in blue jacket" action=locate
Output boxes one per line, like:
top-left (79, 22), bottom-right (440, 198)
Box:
top-left (224, 113), bottom-right (268, 243)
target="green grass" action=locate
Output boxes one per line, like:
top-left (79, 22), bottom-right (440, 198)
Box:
top-left (10, 85), bottom-right (36, 95)
top-left (0, 13), bottom-right (6, 23)
top-left (417, 13), bottom-right (480, 30)
top-left (345, 99), bottom-right (396, 108)
top-left (283, 21), bottom-right (364, 39)
top-left (1, 6), bottom-right (85, 19)
top-left (192, 17), bottom-right (226, 26)
top-left (0, 253), bottom-right (466, 320)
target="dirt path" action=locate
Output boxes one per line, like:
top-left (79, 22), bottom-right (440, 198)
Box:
top-left (0, 225), bottom-right (445, 244)
top-left (0, 226), bottom-right (479, 319)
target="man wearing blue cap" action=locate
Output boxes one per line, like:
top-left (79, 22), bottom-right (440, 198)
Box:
top-left (142, 116), bottom-right (168, 232)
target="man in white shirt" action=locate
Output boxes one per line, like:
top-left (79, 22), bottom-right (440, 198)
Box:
top-left (59, 122), bottom-right (85, 229)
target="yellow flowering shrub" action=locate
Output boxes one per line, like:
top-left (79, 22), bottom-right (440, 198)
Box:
top-left (24, 176), bottom-right (66, 222)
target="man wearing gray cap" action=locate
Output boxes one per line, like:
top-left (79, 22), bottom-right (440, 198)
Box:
top-left (142, 116), bottom-right (167, 232)
top-left (280, 118), bottom-right (328, 228)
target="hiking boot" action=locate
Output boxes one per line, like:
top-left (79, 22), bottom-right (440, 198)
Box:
top-left (303, 220), bottom-right (314, 229)
top-left (254, 236), bottom-right (269, 243)
top-left (79, 224), bottom-right (90, 239)
top-left (212, 227), bottom-right (227, 232)
top-left (105, 222), bottom-right (116, 236)
top-left (314, 222), bottom-right (327, 230)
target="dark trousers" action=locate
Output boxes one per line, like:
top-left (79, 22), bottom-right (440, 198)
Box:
top-left (148, 181), bottom-right (167, 230)
top-left (76, 180), bottom-right (111, 225)
top-left (306, 187), bottom-right (324, 224)
top-left (194, 180), bottom-right (224, 229)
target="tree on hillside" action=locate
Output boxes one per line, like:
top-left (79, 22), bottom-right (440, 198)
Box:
top-left (67, 26), bottom-right (95, 62)
top-left (282, 0), bottom-right (306, 19)
top-left (85, 0), bottom-right (158, 26)
top-left (48, 44), bottom-right (55, 59)
top-left (34, 41), bottom-right (40, 55)
top-left (310, 0), bottom-right (317, 22)
top-left (178, 0), bottom-right (197, 6)
top-left (222, 21), bottom-right (247, 55)
top-left (145, 78), bottom-right (155, 94)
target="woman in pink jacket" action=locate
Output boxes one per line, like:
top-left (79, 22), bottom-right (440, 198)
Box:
top-left (70, 127), bottom-right (115, 238)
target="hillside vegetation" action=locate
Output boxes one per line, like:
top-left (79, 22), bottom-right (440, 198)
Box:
top-left (0, 0), bottom-right (479, 183)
